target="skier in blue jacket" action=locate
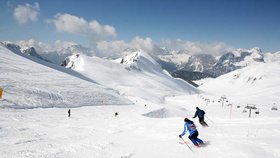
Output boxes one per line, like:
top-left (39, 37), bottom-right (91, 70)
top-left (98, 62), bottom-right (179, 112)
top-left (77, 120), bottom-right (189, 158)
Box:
top-left (179, 118), bottom-right (204, 146)
top-left (193, 107), bottom-right (208, 127)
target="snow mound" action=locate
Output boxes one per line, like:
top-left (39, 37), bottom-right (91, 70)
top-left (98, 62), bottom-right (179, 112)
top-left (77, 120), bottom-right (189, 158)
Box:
top-left (142, 107), bottom-right (188, 118)
top-left (0, 43), bottom-right (131, 108)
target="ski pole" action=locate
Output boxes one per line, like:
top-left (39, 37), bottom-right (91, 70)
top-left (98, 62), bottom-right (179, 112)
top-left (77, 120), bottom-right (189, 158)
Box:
top-left (180, 137), bottom-right (194, 153)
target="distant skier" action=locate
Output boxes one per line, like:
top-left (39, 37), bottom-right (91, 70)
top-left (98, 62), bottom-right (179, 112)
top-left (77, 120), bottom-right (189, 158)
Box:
top-left (115, 112), bottom-right (118, 117)
top-left (193, 107), bottom-right (208, 127)
top-left (68, 109), bottom-right (71, 117)
top-left (179, 118), bottom-right (204, 147)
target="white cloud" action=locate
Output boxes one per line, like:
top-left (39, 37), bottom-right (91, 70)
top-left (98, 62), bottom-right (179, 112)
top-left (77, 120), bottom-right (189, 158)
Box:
top-left (13, 2), bottom-right (40, 24)
top-left (131, 37), bottom-right (153, 52)
top-left (52, 13), bottom-right (88, 34)
top-left (103, 25), bottom-right (117, 37)
top-left (89, 20), bottom-right (103, 35)
top-left (96, 37), bottom-right (233, 57)
top-left (160, 39), bottom-right (233, 56)
top-left (54, 40), bottom-right (78, 48)
top-left (96, 37), bottom-right (154, 57)
top-left (48, 13), bottom-right (117, 38)
top-left (97, 40), bottom-right (127, 53)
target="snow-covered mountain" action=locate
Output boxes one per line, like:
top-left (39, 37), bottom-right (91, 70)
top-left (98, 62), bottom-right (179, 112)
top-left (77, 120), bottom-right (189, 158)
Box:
top-left (160, 47), bottom-right (266, 82)
top-left (1, 40), bottom-right (276, 84)
top-left (181, 54), bottom-right (216, 72)
top-left (14, 40), bottom-right (94, 64)
top-left (119, 49), bottom-right (162, 72)
top-left (0, 43), bottom-right (131, 108)
top-left (2, 41), bottom-right (51, 63)
top-left (60, 49), bottom-right (198, 103)
top-left (199, 62), bottom-right (280, 105)
top-left (1, 40), bottom-right (200, 103)
top-left (60, 54), bottom-right (83, 70)
top-left (208, 47), bottom-right (265, 76)
top-left (6, 40), bottom-right (198, 105)
top-left (158, 50), bottom-right (191, 70)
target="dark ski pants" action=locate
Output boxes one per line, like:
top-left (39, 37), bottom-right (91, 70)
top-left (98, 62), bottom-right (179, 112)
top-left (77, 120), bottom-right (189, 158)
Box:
top-left (188, 131), bottom-right (203, 145)
top-left (199, 117), bottom-right (208, 127)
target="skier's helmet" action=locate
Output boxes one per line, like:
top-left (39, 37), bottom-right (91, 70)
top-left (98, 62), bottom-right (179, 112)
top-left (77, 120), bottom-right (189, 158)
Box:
top-left (184, 118), bottom-right (190, 122)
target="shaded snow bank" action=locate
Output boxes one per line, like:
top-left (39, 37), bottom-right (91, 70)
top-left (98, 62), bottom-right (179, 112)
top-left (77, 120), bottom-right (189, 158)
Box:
top-left (142, 107), bottom-right (189, 118)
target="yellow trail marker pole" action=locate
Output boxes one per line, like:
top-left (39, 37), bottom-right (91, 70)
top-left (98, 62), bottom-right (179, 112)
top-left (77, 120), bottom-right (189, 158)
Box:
top-left (0, 87), bottom-right (3, 100)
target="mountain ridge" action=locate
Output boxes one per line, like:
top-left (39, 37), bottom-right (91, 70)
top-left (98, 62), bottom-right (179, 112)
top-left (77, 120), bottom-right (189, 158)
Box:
top-left (2, 40), bottom-right (279, 84)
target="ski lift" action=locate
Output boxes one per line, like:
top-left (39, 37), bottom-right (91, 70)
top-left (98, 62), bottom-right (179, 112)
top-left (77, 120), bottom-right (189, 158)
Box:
top-left (245, 105), bottom-right (257, 109)
top-left (245, 104), bottom-right (257, 118)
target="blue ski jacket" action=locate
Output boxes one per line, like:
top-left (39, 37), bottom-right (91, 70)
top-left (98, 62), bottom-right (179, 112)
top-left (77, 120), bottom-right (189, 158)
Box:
top-left (193, 109), bottom-right (205, 118)
top-left (181, 120), bottom-right (197, 136)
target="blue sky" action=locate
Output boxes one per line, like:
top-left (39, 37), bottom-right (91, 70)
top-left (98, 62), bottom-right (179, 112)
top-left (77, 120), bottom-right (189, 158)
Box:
top-left (0, 0), bottom-right (280, 53)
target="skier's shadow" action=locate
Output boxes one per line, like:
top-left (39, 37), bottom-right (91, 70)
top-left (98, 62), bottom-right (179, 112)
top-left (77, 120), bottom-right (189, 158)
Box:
top-left (200, 141), bottom-right (210, 147)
